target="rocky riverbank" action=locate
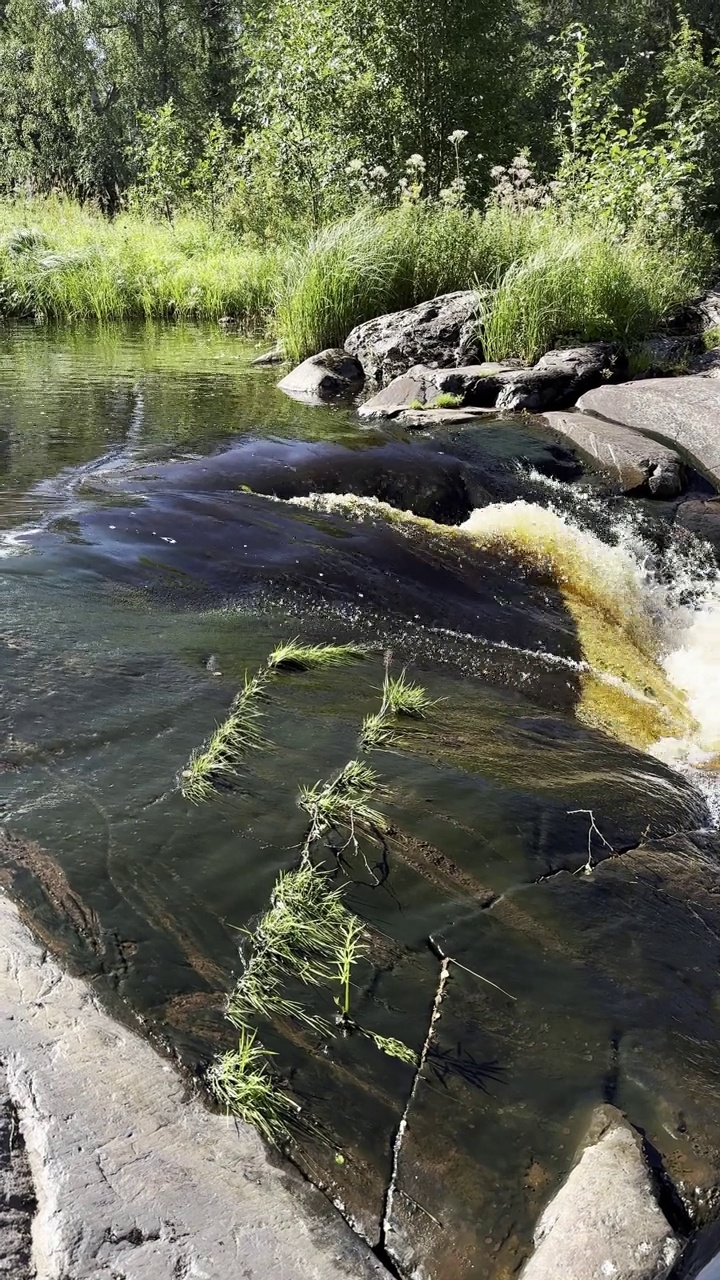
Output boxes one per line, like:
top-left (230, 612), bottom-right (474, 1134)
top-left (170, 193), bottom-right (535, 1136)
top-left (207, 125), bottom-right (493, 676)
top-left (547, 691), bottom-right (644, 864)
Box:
top-left (0, 890), bottom-right (388, 1280)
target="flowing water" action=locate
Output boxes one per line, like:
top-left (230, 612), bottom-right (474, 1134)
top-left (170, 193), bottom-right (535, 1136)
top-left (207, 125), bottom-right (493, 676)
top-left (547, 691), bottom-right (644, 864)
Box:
top-left (1, 321), bottom-right (720, 1278)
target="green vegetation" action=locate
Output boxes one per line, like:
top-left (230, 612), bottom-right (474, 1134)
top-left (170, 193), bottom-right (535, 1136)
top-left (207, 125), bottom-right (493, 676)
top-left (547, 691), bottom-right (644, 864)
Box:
top-left (298, 759), bottom-right (389, 844)
top-left (180, 671), bottom-right (269, 804)
top-left (431, 393), bottom-right (464, 409)
top-left (267, 639), bottom-right (365, 672)
top-left (207, 1027), bottom-right (300, 1145)
top-left (703, 325), bottom-right (720, 350)
top-left (359, 664), bottom-right (436, 750)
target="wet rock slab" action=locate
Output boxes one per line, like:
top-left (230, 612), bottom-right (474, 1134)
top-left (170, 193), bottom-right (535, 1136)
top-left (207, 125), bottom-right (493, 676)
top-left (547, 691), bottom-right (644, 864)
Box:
top-left (543, 409), bottom-right (687, 496)
top-left (577, 378), bottom-right (720, 486)
top-left (521, 1105), bottom-right (680, 1280)
top-left (277, 347), bottom-right (364, 401)
top-left (0, 892), bottom-right (387, 1280)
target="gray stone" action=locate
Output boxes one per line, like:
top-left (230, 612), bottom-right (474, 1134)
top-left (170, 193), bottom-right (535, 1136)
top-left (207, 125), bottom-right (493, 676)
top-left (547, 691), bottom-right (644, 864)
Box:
top-left (577, 378), bottom-right (720, 486)
top-left (278, 348), bottom-right (364, 402)
top-left (543, 410), bottom-right (687, 497)
top-left (674, 495), bottom-right (720, 555)
top-left (345, 291), bottom-right (481, 388)
top-left (496, 343), bottom-right (616, 412)
top-left (357, 365), bottom-right (436, 418)
top-left (0, 893), bottom-right (388, 1280)
top-left (433, 361), bottom-right (526, 405)
top-left (251, 346), bottom-right (284, 366)
top-left (521, 1106), bottom-right (681, 1280)
top-left (397, 406), bottom-right (498, 428)
top-left (631, 334), bottom-right (701, 376)
top-left (690, 345), bottom-right (720, 377)
top-left (697, 286), bottom-right (720, 333)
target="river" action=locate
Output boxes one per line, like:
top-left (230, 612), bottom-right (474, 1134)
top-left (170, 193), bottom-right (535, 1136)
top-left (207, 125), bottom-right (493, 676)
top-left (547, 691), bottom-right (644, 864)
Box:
top-left (1, 320), bottom-right (719, 1278)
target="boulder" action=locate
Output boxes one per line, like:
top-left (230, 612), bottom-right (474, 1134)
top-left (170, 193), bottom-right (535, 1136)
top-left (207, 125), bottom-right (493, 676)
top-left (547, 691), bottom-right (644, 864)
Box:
top-left (496, 343), bottom-right (616, 412)
top-left (397, 406), bottom-right (498, 428)
top-left (433, 361), bottom-right (527, 405)
top-left (344, 291), bottom-right (481, 388)
top-left (0, 893), bottom-right (386, 1280)
top-left (357, 365), bottom-right (436, 418)
top-left (674, 496), bottom-right (720, 555)
top-left (577, 378), bottom-right (720, 486)
top-left (631, 334), bottom-right (701, 376)
top-left (521, 1105), bottom-right (681, 1280)
top-left (543, 410), bottom-right (687, 497)
top-left (690, 346), bottom-right (720, 377)
top-left (278, 348), bottom-right (364, 402)
top-left (697, 286), bottom-right (720, 333)
top-left (251, 346), bottom-right (284, 366)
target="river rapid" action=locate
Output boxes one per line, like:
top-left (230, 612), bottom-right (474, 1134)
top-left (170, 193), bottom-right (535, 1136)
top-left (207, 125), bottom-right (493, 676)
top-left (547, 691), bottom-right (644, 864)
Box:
top-left (1, 321), bottom-right (720, 1278)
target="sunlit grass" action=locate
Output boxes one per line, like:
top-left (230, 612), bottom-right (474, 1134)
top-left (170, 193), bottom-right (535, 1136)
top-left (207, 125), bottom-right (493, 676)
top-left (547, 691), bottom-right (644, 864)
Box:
top-left (207, 1026), bottom-right (300, 1145)
top-left (180, 670), bottom-right (270, 803)
top-left (298, 759), bottom-right (388, 842)
top-left (267, 639), bottom-right (366, 672)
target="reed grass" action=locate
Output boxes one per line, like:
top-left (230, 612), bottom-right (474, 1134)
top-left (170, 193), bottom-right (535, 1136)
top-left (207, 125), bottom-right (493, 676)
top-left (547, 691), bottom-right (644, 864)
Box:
top-left (359, 665), bottom-right (436, 751)
top-left (267, 639), bottom-right (366, 672)
top-left (180, 670), bottom-right (269, 803)
top-left (208, 1026), bottom-right (300, 1145)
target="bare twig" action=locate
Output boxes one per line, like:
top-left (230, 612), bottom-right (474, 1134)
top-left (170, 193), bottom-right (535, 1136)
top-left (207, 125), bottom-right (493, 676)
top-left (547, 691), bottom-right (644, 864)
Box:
top-left (568, 808), bottom-right (614, 876)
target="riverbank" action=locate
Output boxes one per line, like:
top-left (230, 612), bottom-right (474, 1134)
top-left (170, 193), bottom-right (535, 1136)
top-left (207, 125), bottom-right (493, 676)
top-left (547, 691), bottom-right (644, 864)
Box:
top-left (0, 197), bottom-right (712, 363)
top-left (0, 886), bottom-right (387, 1280)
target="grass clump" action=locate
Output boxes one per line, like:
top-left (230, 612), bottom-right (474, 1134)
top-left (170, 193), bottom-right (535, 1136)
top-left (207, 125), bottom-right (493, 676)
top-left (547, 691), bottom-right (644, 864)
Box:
top-left (298, 759), bottom-right (388, 843)
top-left (180, 670), bottom-right (269, 804)
top-left (703, 324), bottom-right (720, 350)
top-left (480, 224), bottom-right (705, 364)
top-left (383, 669), bottom-right (437, 719)
top-left (431, 392), bottom-right (463, 409)
top-left (208, 1027), bottom-right (300, 1145)
top-left (267, 639), bottom-right (365, 672)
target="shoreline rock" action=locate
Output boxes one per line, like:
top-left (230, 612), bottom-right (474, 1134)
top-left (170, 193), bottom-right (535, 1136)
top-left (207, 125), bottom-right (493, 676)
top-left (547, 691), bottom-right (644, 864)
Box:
top-left (345, 291), bottom-right (482, 389)
top-left (543, 409), bottom-right (687, 496)
top-left (278, 348), bottom-right (364, 402)
top-left (521, 1105), bottom-right (681, 1280)
top-left (0, 892), bottom-right (388, 1280)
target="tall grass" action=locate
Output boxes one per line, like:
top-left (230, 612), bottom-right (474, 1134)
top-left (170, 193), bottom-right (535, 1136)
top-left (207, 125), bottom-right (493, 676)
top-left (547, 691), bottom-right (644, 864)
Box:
top-left (0, 197), bottom-right (279, 324)
top-left (479, 224), bottom-right (708, 363)
top-left (0, 196), bottom-right (710, 363)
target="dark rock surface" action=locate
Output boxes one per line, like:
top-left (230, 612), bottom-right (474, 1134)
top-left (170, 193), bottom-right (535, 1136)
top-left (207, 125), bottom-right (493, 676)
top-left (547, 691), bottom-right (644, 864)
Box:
top-left (632, 335), bottom-right (702, 375)
top-left (345, 292), bottom-right (481, 389)
top-left (577, 378), bottom-right (720, 486)
top-left (357, 365), bottom-right (436, 418)
top-left (521, 1105), bottom-right (680, 1280)
top-left (543, 409), bottom-right (687, 497)
top-left (79, 437), bottom-right (476, 523)
top-left (690, 346), bottom-right (720, 377)
top-left (278, 348), bottom-right (364, 401)
top-left (674, 495), bottom-right (720, 554)
top-left (496, 343), bottom-right (616, 411)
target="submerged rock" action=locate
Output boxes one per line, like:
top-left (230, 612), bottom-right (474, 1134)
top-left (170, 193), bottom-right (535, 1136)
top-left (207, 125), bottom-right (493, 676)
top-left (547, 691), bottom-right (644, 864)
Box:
top-left (250, 346), bottom-right (284, 366)
top-left (345, 292), bottom-right (481, 389)
top-left (521, 1105), bottom-right (681, 1280)
top-left (543, 409), bottom-right (687, 497)
top-left (278, 348), bottom-right (364, 401)
top-left (675, 495), bottom-right (720, 555)
top-left (0, 892), bottom-right (387, 1280)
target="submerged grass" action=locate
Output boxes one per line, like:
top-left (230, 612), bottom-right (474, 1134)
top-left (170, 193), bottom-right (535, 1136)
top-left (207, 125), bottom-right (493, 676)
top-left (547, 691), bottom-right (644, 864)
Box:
top-left (359, 665), bottom-right (437, 751)
top-left (180, 670), bottom-right (269, 803)
top-left (208, 1026), bottom-right (300, 1145)
top-left (298, 759), bottom-right (389, 843)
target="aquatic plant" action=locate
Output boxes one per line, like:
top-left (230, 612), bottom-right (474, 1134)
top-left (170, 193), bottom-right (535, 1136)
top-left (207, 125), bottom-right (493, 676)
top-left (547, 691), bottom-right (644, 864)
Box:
top-left (298, 759), bottom-right (389, 844)
top-left (383, 668), bottom-right (436, 719)
top-left (360, 1029), bottom-right (418, 1066)
top-left (267, 639), bottom-right (366, 672)
top-left (208, 1026), bottom-right (300, 1145)
top-left (358, 708), bottom-right (396, 752)
top-left (180, 670), bottom-right (270, 803)
top-left (334, 915), bottom-right (367, 1027)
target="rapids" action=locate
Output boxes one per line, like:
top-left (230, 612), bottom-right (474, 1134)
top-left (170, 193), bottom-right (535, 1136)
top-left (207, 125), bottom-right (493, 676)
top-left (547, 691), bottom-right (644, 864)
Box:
top-left (1, 322), bottom-right (720, 1280)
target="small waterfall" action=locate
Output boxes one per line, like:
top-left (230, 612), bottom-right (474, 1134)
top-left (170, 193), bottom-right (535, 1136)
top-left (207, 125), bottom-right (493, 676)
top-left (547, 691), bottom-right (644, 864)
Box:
top-left (290, 490), bottom-right (720, 816)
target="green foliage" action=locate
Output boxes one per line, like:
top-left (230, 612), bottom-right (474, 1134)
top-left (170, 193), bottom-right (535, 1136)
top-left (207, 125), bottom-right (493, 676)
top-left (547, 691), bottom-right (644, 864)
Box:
top-left (267, 640), bottom-right (366, 672)
top-left (334, 916), bottom-right (367, 1021)
top-left (298, 759), bottom-right (389, 843)
top-left (130, 101), bottom-right (190, 222)
top-left (208, 1027), bottom-right (300, 1145)
top-left (383, 669), bottom-right (436, 718)
top-left (479, 222), bottom-right (707, 364)
top-left (180, 671), bottom-right (269, 804)
top-left (431, 392), bottom-right (463, 408)
top-left (704, 326), bottom-right (720, 351)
